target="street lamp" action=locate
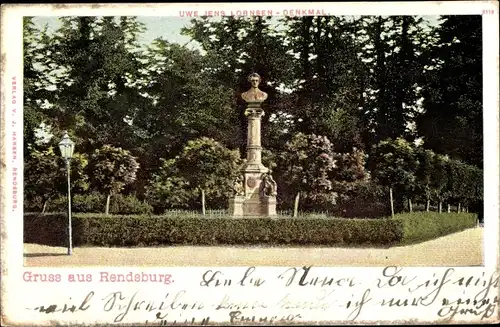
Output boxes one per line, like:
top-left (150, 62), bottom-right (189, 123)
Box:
top-left (58, 131), bottom-right (75, 255)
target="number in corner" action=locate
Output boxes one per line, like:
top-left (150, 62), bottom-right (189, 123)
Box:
top-left (482, 9), bottom-right (495, 15)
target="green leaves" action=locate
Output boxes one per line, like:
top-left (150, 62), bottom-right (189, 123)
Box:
top-left (278, 133), bottom-right (335, 194)
top-left (146, 138), bottom-right (241, 212)
top-left (89, 145), bottom-right (139, 195)
top-left (47, 17), bottom-right (148, 150)
top-left (369, 138), bottom-right (417, 190)
top-left (369, 138), bottom-right (482, 208)
top-left (23, 15), bottom-right (483, 213)
top-left (24, 213), bottom-right (405, 247)
top-left (24, 143), bottom-right (89, 211)
top-left (417, 15), bottom-right (482, 167)
top-left (275, 133), bottom-right (367, 211)
top-left (24, 146), bottom-right (61, 203)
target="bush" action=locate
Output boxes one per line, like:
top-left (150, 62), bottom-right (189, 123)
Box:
top-left (48, 193), bottom-right (103, 213)
top-left (46, 193), bottom-right (152, 214)
top-left (48, 196), bottom-right (72, 212)
top-left (24, 213), bottom-right (404, 247)
top-left (394, 211), bottom-right (477, 245)
top-left (336, 181), bottom-right (390, 218)
top-left (73, 193), bottom-right (106, 213)
top-left (109, 194), bottom-right (153, 215)
top-left (24, 194), bottom-right (45, 212)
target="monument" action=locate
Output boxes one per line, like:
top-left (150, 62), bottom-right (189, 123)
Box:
top-left (229, 73), bottom-right (277, 217)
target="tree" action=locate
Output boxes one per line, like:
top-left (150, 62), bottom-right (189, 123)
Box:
top-left (466, 164), bottom-right (483, 214)
top-left (24, 144), bottom-right (89, 213)
top-left (89, 145), bottom-right (140, 214)
top-left (417, 15), bottom-right (482, 167)
top-left (429, 154), bottom-right (450, 213)
top-left (146, 138), bottom-right (242, 214)
top-left (24, 146), bottom-right (61, 213)
top-left (447, 159), bottom-right (483, 212)
top-left (182, 16), bottom-right (294, 154)
top-left (145, 158), bottom-right (194, 212)
top-left (283, 16), bottom-right (366, 152)
top-left (276, 133), bottom-right (337, 216)
top-left (23, 17), bottom-right (60, 154)
top-left (368, 138), bottom-right (417, 217)
top-left (48, 17), bottom-right (148, 152)
top-left (415, 147), bottom-right (435, 211)
top-left (132, 39), bottom-right (240, 186)
top-left (329, 148), bottom-right (379, 217)
top-left (357, 16), bottom-right (433, 147)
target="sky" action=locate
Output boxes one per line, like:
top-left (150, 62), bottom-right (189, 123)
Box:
top-left (33, 16), bottom-right (201, 49)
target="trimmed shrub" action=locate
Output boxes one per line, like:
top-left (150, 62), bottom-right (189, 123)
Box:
top-left (395, 211), bottom-right (477, 245)
top-left (24, 213), bottom-right (404, 247)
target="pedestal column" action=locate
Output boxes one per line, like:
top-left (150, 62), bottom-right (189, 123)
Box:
top-left (229, 74), bottom-right (277, 217)
top-left (243, 102), bottom-right (268, 176)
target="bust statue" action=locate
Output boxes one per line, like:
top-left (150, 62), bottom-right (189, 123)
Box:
top-left (241, 73), bottom-right (268, 103)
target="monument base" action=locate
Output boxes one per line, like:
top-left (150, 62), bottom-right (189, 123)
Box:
top-left (229, 195), bottom-right (277, 217)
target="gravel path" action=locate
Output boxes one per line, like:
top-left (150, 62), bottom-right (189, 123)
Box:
top-left (24, 228), bottom-right (483, 267)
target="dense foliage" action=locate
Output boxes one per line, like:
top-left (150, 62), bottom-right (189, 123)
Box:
top-left (24, 211), bottom-right (477, 247)
top-left (89, 145), bottom-right (140, 214)
top-left (24, 213), bottom-right (403, 247)
top-left (145, 137), bottom-right (242, 213)
top-left (24, 15), bottom-right (482, 216)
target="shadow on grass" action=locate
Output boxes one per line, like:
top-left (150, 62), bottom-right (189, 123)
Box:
top-left (24, 253), bottom-right (68, 258)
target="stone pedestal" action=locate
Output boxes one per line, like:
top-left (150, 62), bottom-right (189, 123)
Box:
top-left (228, 196), bottom-right (245, 216)
top-left (229, 101), bottom-right (277, 217)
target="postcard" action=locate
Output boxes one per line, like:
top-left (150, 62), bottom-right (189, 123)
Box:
top-left (1, 1), bottom-right (499, 325)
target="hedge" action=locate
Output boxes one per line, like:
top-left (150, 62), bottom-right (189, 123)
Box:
top-left (24, 213), bottom-right (403, 247)
top-left (395, 212), bottom-right (477, 245)
top-left (24, 212), bottom-right (477, 248)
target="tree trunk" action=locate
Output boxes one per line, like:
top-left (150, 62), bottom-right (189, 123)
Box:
top-left (293, 192), bottom-right (300, 218)
top-left (374, 16), bottom-right (388, 138)
top-left (389, 187), bottom-right (394, 218)
top-left (105, 193), bottom-right (111, 215)
top-left (438, 201), bottom-right (442, 213)
top-left (201, 189), bottom-right (206, 216)
top-left (408, 198), bottom-right (413, 212)
top-left (426, 199), bottom-right (430, 212)
top-left (41, 200), bottom-right (48, 214)
top-left (458, 202), bottom-right (461, 212)
top-left (447, 203), bottom-right (451, 213)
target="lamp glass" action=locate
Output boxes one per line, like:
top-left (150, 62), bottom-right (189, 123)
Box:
top-left (58, 132), bottom-right (75, 159)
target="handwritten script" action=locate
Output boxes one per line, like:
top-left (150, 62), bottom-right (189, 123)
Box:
top-left (22, 266), bottom-right (498, 325)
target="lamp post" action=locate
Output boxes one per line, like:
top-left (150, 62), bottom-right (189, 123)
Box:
top-left (58, 131), bottom-right (75, 255)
